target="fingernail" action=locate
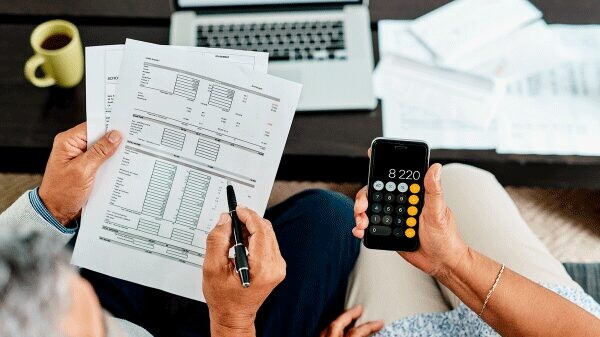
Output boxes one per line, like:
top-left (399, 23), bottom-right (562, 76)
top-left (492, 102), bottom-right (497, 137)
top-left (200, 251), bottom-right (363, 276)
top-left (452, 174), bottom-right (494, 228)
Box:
top-left (218, 213), bottom-right (228, 223)
top-left (237, 203), bottom-right (247, 209)
top-left (108, 131), bottom-right (122, 144)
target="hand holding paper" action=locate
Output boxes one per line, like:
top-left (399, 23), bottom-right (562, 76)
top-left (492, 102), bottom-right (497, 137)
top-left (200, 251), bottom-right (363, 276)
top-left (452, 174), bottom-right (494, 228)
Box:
top-left (74, 39), bottom-right (301, 301)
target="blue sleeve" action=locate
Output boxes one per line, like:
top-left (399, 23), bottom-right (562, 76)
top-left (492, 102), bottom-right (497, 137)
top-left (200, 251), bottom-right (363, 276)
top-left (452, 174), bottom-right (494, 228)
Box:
top-left (28, 187), bottom-right (78, 235)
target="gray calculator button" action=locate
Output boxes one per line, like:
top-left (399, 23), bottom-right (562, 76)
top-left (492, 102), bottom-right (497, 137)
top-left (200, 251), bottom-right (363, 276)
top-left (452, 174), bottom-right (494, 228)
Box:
top-left (384, 193), bottom-right (395, 203)
top-left (396, 206), bottom-right (406, 214)
top-left (393, 227), bottom-right (403, 237)
top-left (371, 203), bottom-right (382, 213)
top-left (382, 215), bottom-right (393, 225)
top-left (398, 183), bottom-right (408, 193)
top-left (383, 204), bottom-right (394, 214)
top-left (394, 216), bottom-right (403, 225)
top-left (369, 225), bottom-right (392, 236)
top-left (385, 181), bottom-right (396, 192)
top-left (372, 192), bottom-right (383, 202)
top-left (370, 214), bottom-right (381, 224)
top-left (373, 181), bottom-right (384, 191)
top-left (396, 194), bottom-right (407, 203)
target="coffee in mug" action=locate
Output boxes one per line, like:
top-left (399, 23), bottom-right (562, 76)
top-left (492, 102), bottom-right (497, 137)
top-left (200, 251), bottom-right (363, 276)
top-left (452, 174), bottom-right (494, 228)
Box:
top-left (41, 33), bottom-right (73, 50)
top-left (24, 20), bottom-right (84, 88)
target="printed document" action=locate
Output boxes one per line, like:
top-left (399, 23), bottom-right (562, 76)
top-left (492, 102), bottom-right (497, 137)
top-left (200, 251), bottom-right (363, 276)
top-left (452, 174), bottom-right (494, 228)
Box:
top-left (497, 96), bottom-right (600, 155)
top-left (378, 20), bottom-right (564, 81)
top-left (74, 39), bottom-right (302, 301)
top-left (377, 20), bottom-right (434, 65)
top-left (85, 45), bottom-right (269, 145)
top-left (506, 60), bottom-right (600, 97)
top-left (499, 60), bottom-right (600, 155)
top-left (498, 25), bottom-right (600, 155)
top-left (409, 0), bottom-right (541, 63)
top-left (382, 98), bottom-right (497, 150)
top-left (445, 21), bottom-right (565, 80)
top-left (376, 9), bottom-right (600, 154)
top-left (373, 56), bottom-right (500, 128)
top-left (552, 24), bottom-right (600, 58)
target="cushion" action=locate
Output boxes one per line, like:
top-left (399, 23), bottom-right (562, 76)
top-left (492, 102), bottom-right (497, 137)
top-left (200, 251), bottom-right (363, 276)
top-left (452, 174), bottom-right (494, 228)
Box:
top-left (563, 263), bottom-right (600, 303)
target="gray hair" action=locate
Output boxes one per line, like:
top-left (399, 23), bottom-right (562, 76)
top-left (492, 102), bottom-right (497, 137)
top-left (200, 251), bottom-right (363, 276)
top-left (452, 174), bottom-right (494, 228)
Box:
top-left (0, 226), bottom-right (71, 337)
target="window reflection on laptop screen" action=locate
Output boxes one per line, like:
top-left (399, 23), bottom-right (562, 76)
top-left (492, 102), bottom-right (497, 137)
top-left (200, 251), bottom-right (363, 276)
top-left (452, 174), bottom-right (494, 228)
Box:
top-left (177, 0), bottom-right (359, 7)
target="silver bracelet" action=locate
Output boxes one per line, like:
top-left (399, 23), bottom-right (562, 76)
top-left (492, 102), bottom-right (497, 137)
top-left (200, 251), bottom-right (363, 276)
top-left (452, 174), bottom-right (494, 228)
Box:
top-left (478, 263), bottom-right (505, 317)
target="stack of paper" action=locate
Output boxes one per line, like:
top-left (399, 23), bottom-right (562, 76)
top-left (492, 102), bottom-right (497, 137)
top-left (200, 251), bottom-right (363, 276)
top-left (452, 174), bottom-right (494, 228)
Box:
top-left (375, 0), bottom-right (600, 155)
top-left (74, 39), bottom-right (302, 301)
top-left (410, 0), bottom-right (542, 65)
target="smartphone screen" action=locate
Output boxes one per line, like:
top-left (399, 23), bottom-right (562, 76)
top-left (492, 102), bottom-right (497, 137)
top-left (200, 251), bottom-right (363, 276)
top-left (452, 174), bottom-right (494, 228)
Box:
top-left (364, 138), bottom-right (429, 251)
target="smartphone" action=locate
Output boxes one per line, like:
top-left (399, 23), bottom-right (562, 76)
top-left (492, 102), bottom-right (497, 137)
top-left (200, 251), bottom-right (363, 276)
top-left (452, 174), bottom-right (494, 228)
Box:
top-left (364, 138), bottom-right (430, 251)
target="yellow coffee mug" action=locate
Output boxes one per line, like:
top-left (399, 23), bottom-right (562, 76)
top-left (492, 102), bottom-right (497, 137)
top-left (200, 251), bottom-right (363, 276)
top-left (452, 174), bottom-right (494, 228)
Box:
top-left (24, 20), bottom-right (84, 88)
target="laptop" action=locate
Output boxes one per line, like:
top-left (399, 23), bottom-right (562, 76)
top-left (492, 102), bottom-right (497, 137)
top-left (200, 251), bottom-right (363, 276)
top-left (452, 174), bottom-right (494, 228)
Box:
top-left (170, 0), bottom-right (376, 111)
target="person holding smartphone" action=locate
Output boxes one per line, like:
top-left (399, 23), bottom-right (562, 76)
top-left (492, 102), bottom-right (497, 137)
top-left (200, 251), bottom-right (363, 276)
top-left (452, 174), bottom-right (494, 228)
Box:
top-left (1, 124), bottom-right (598, 337)
top-left (335, 148), bottom-right (600, 337)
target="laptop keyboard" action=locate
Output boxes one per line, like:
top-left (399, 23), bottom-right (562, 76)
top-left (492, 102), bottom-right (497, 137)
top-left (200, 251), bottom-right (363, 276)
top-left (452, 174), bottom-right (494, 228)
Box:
top-left (196, 20), bottom-right (346, 61)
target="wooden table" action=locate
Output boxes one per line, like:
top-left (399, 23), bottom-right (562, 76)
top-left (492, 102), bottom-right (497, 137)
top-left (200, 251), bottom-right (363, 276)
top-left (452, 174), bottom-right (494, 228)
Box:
top-left (2, 0), bottom-right (600, 188)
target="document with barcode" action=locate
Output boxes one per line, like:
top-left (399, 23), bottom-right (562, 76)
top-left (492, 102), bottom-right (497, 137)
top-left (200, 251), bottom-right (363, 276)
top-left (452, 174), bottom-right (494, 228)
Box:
top-left (74, 39), bottom-right (301, 301)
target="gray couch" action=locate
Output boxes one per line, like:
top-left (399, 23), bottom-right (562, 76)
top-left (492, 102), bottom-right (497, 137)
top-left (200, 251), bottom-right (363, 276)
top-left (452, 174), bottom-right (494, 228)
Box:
top-left (564, 263), bottom-right (600, 303)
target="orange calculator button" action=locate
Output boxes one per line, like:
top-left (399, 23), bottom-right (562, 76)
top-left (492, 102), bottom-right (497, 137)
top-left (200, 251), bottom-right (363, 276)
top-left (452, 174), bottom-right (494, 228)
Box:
top-left (405, 228), bottom-right (416, 238)
top-left (406, 217), bottom-right (417, 227)
top-left (409, 183), bottom-right (420, 194)
top-left (408, 195), bottom-right (419, 205)
top-left (407, 206), bottom-right (418, 216)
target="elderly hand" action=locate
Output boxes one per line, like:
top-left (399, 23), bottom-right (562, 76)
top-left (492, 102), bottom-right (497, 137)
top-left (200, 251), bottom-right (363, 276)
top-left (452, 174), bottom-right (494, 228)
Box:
top-left (353, 156), bottom-right (468, 278)
top-left (38, 123), bottom-right (122, 225)
top-left (203, 206), bottom-right (286, 337)
top-left (320, 306), bottom-right (384, 337)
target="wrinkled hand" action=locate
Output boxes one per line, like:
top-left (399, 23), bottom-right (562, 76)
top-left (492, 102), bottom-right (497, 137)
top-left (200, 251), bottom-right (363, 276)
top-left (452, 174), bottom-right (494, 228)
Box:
top-left (38, 123), bottom-right (122, 225)
top-left (353, 152), bottom-right (468, 277)
top-left (203, 206), bottom-right (286, 337)
top-left (320, 306), bottom-right (384, 337)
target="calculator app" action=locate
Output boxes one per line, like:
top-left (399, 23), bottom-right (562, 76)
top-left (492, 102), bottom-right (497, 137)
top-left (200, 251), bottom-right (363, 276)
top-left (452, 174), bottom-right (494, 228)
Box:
top-left (365, 140), bottom-right (428, 251)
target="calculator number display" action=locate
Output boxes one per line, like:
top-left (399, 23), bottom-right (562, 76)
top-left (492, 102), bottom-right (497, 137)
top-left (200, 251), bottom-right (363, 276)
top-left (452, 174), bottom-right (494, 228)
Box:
top-left (388, 169), bottom-right (421, 181)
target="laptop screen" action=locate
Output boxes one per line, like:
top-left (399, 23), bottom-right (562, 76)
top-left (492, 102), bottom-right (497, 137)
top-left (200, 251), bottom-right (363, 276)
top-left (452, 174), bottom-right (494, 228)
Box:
top-left (177, 0), bottom-right (360, 8)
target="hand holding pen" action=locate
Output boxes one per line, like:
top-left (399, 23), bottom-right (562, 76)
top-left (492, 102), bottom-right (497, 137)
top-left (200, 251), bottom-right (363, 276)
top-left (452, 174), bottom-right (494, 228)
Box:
top-left (227, 184), bottom-right (250, 287)
top-left (203, 186), bottom-right (287, 336)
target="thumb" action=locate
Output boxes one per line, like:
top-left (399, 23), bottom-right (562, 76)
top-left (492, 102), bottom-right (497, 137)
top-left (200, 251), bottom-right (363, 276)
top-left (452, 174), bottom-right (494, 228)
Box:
top-left (423, 163), bottom-right (447, 222)
top-left (79, 130), bottom-right (122, 174)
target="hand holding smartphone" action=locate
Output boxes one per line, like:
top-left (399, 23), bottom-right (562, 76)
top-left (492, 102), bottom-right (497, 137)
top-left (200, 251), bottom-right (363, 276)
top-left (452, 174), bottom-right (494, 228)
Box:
top-left (364, 138), bottom-right (430, 251)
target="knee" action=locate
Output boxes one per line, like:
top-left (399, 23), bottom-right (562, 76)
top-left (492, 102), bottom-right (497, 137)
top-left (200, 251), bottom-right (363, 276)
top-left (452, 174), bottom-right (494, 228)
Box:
top-left (441, 163), bottom-right (496, 182)
top-left (291, 189), bottom-right (356, 238)
top-left (278, 189), bottom-right (361, 274)
top-left (294, 189), bottom-right (354, 216)
top-left (442, 163), bottom-right (497, 190)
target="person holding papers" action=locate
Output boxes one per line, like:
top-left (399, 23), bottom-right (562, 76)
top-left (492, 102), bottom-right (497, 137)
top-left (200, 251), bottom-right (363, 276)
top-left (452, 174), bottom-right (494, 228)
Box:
top-left (0, 123), bottom-right (372, 337)
top-left (5, 124), bottom-right (598, 337)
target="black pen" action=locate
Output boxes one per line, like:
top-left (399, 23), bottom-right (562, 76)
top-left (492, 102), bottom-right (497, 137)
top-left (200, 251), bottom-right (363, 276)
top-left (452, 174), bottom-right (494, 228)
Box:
top-left (226, 183), bottom-right (250, 288)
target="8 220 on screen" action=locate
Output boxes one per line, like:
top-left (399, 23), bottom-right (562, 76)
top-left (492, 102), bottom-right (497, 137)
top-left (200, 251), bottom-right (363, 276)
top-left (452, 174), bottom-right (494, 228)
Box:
top-left (388, 169), bottom-right (420, 180)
